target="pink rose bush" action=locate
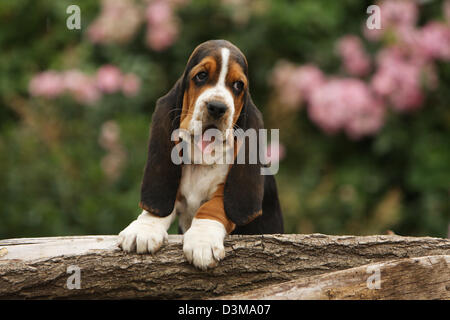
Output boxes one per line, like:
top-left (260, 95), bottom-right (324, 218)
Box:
top-left (336, 36), bottom-right (371, 77)
top-left (370, 47), bottom-right (437, 112)
top-left (121, 73), bottom-right (141, 97)
top-left (145, 0), bottom-right (180, 51)
top-left (87, 0), bottom-right (188, 51)
top-left (309, 79), bottom-right (385, 140)
top-left (419, 22), bottom-right (450, 60)
top-left (363, 0), bottom-right (418, 42)
top-left (96, 65), bottom-right (124, 94)
top-left (271, 0), bottom-right (450, 140)
top-left (270, 62), bottom-right (325, 110)
top-left (87, 0), bottom-right (142, 45)
top-left (29, 65), bottom-right (141, 105)
top-left (29, 71), bottom-right (65, 99)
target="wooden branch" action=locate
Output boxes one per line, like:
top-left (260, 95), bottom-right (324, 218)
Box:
top-left (218, 255), bottom-right (450, 300)
top-left (0, 234), bottom-right (449, 299)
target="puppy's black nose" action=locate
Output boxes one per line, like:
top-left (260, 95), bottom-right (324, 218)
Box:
top-left (207, 101), bottom-right (228, 119)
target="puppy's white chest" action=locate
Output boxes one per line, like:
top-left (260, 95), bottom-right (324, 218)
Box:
top-left (176, 164), bottom-right (228, 232)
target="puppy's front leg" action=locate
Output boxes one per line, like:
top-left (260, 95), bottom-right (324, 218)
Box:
top-left (118, 210), bottom-right (175, 254)
top-left (183, 218), bottom-right (227, 270)
top-left (183, 184), bottom-right (235, 270)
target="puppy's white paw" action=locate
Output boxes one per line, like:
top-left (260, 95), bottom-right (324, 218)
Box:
top-left (118, 211), bottom-right (172, 254)
top-left (183, 219), bottom-right (226, 270)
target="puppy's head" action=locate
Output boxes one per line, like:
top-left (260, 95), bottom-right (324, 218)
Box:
top-left (140, 40), bottom-right (265, 226)
top-left (178, 40), bottom-right (248, 150)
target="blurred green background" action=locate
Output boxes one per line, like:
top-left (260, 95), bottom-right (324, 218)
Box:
top-left (0, 0), bottom-right (448, 239)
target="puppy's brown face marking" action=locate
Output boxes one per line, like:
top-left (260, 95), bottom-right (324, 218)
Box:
top-left (226, 60), bottom-right (247, 126)
top-left (179, 41), bottom-right (248, 135)
top-left (180, 56), bottom-right (218, 131)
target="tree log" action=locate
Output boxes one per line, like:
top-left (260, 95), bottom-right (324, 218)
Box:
top-left (0, 234), bottom-right (449, 299)
top-left (219, 255), bottom-right (450, 300)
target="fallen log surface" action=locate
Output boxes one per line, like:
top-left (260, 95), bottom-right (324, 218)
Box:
top-left (218, 255), bottom-right (450, 300)
top-left (0, 234), bottom-right (449, 299)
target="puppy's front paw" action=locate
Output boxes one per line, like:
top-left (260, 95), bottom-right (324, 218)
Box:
top-left (118, 219), bottom-right (168, 254)
top-left (183, 219), bottom-right (226, 270)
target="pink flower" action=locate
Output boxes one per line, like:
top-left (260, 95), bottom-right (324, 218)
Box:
top-left (363, 0), bottom-right (419, 41)
top-left (87, 0), bottom-right (142, 45)
top-left (146, 21), bottom-right (178, 51)
top-left (270, 62), bottom-right (325, 110)
top-left (144, 0), bottom-right (180, 51)
top-left (345, 96), bottom-right (385, 140)
top-left (393, 26), bottom-right (425, 59)
top-left (291, 65), bottom-right (326, 102)
top-left (63, 70), bottom-right (101, 104)
top-left (308, 78), bottom-right (385, 139)
top-left (29, 71), bottom-right (64, 98)
top-left (266, 142), bottom-right (286, 164)
top-left (270, 61), bottom-right (299, 109)
top-left (365, 17), bottom-right (450, 63)
top-left (371, 47), bottom-right (404, 96)
top-left (337, 35), bottom-right (371, 77)
top-left (370, 47), bottom-right (432, 112)
top-left (86, 23), bottom-right (106, 44)
top-left (419, 22), bottom-right (450, 61)
top-left (389, 85), bottom-right (424, 112)
top-left (371, 69), bottom-right (395, 97)
top-left (96, 65), bottom-right (123, 93)
top-left (121, 73), bottom-right (141, 96)
top-left (146, 0), bottom-right (172, 26)
top-left (308, 80), bottom-right (351, 134)
top-left (29, 66), bottom-right (138, 105)
top-left (72, 80), bottom-right (102, 105)
top-left (63, 70), bottom-right (90, 92)
top-left (380, 0), bottom-right (418, 28)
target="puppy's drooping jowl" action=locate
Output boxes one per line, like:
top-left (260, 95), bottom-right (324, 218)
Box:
top-left (118, 40), bottom-right (283, 270)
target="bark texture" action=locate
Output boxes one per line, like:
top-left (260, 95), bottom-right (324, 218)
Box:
top-left (0, 234), bottom-right (449, 299)
top-left (219, 255), bottom-right (450, 299)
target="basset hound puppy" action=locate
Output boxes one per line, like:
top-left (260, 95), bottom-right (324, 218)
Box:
top-left (118, 40), bottom-right (283, 270)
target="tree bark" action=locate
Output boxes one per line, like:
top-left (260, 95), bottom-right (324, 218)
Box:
top-left (218, 255), bottom-right (450, 300)
top-left (0, 234), bottom-right (449, 299)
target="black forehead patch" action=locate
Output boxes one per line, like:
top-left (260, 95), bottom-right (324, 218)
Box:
top-left (185, 40), bottom-right (248, 76)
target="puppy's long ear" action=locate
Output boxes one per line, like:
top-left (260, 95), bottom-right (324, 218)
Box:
top-left (139, 79), bottom-right (184, 217)
top-left (224, 93), bottom-right (265, 226)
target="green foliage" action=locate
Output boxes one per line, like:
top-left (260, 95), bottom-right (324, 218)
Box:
top-left (0, 0), bottom-right (448, 238)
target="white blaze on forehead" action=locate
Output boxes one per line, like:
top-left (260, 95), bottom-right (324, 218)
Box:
top-left (218, 48), bottom-right (230, 86)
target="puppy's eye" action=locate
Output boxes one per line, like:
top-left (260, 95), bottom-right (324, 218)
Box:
top-left (232, 81), bottom-right (244, 94)
top-left (194, 71), bottom-right (208, 83)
